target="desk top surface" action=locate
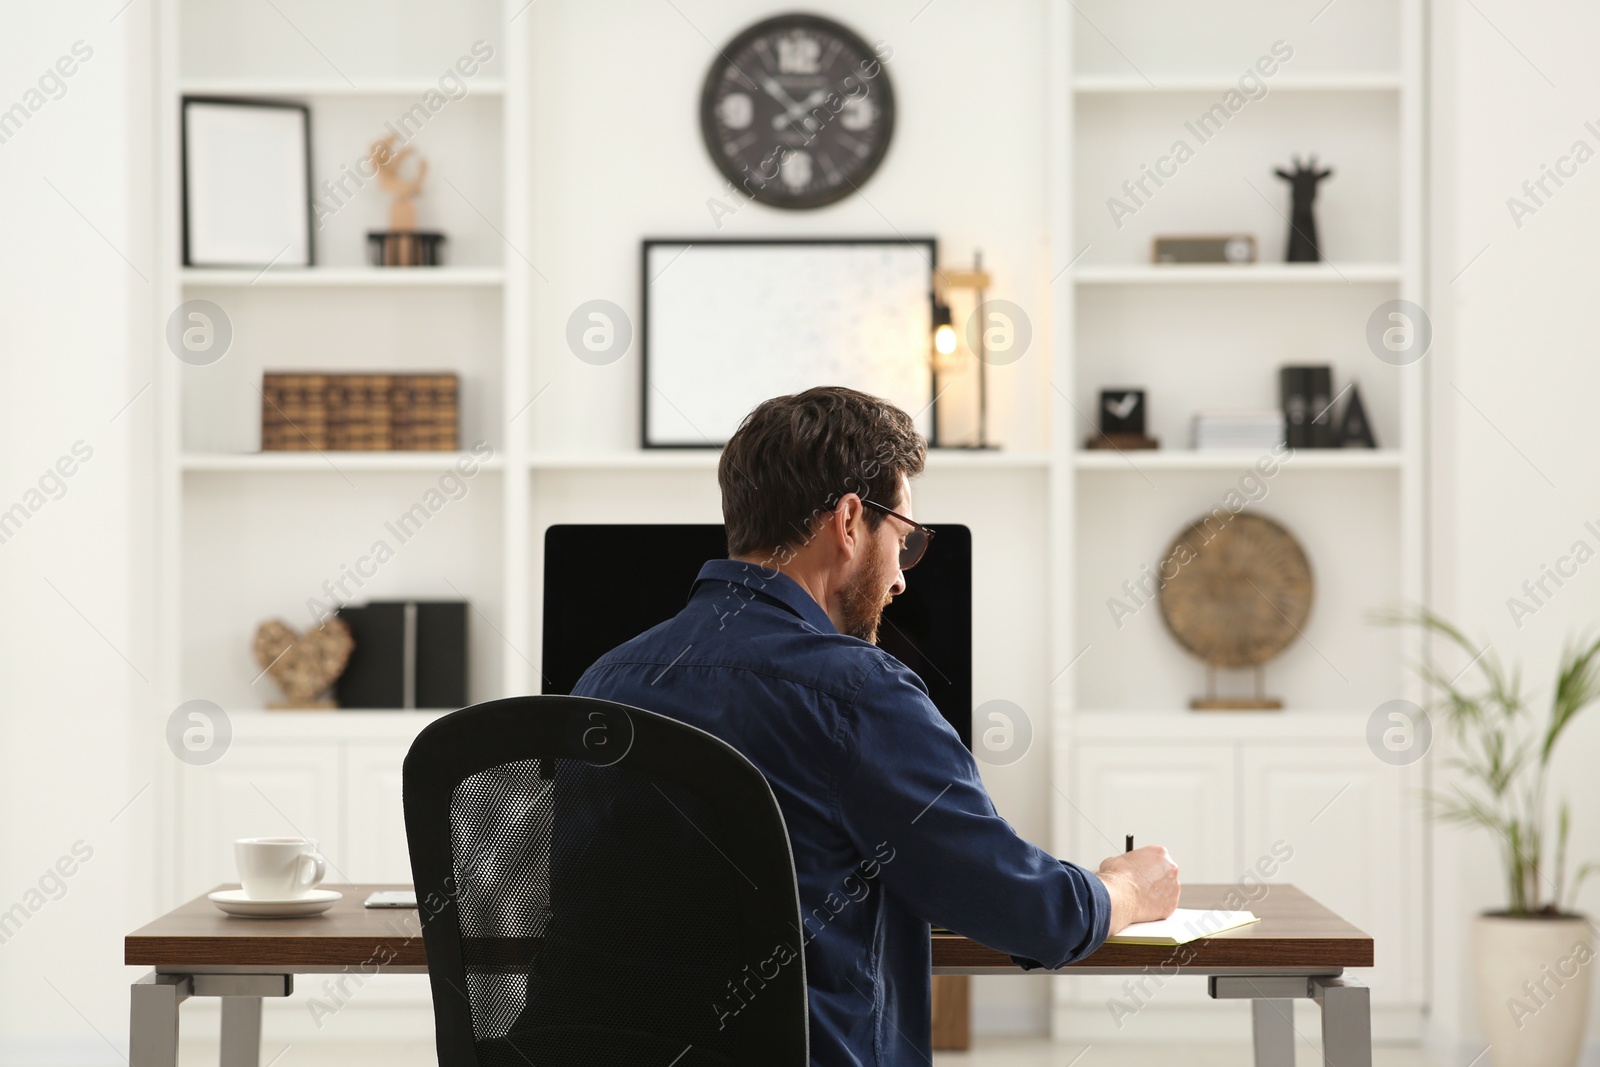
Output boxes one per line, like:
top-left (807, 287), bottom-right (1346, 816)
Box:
top-left (126, 883), bottom-right (1372, 971)
top-left (936, 883), bottom-right (1372, 970)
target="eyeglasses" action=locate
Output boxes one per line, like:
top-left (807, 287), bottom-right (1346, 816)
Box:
top-left (861, 500), bottom-right (935, 570)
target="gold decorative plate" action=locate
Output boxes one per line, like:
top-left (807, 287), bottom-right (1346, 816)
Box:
top-left (1157, 513), bottom-right (1313, 669)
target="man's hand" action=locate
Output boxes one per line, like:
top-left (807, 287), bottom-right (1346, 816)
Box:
top-left (1096, 845), bottom-right (1180, 934)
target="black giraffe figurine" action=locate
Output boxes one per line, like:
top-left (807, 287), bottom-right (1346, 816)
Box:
top-left (1274, 156), bottom-right (1333, 262)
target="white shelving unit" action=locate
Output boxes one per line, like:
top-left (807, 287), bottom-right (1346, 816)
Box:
top-left (1047, 0), bottom-right (1428, 1041)
top-left (153, 0), bottom-right (529, 921)
top-left (154, 0), bottom-right (533, 1023)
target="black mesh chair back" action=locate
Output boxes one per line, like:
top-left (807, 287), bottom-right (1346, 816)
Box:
top-left (403, 695), bottom-right (808, 1067)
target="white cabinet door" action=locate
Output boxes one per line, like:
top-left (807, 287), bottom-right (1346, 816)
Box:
top-left (1070, 741), bottom-right (1237, 879)
top-left (344, 741), bottom-right (414, 884)
top-left (180, 742), bottom-right (342, 895)
top-left (1063, 742), bottom-right (1237, 1009)
top-left (1240, 744), bottom-right (1421, 1006)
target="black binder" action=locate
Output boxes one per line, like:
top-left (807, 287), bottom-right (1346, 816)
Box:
top-left (335, 600), bottom-right (468, 710)
top-left (1280, 365), bottom-right (1335, 448)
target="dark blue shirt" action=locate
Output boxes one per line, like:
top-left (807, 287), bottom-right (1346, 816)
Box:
top-left (572, 559), bottom-right (1111, 1066)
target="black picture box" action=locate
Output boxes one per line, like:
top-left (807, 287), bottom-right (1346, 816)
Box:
top-left (1279, 365), bottom-right (1335, 448)
top-left (335, 600), bottom-right (467, 710)
top-left (1099, 389), bottom-right (1147, 437)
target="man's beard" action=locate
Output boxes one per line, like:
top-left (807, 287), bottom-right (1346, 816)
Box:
top-left (840, 537), bottom-right (894, 643)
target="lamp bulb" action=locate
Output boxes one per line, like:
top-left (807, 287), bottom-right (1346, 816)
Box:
top-left (934, 323), bottom-right (958, 356)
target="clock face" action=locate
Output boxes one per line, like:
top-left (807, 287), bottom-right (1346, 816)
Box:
top-left (700, 14), bottom-right (895, 210)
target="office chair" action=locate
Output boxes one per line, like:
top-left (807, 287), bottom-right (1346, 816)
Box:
top-left (402, 695), bottom-right (809, 1067)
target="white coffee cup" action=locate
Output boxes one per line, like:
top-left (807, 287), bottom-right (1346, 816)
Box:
top-left (235, 837), bottom-right (327, 900)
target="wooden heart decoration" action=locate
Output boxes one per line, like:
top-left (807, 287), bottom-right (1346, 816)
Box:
top-left (252, 617), bottom-right (355, 709)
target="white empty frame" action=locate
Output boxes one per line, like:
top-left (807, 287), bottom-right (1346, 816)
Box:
top-left (182, 98), bottom-right (312, 267)
top-left (642, 240), bottom-right (936, 446)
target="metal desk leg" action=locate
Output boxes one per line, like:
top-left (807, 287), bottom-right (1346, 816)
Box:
top-left (1209, 975), bottom-right (1308, 1067)
top-left (1312, 977), bottom-right (1371, 1067)
top-left (1251, 999), bottom-right (1295, 1067)
top-left (131, 973), bottom-right (190, 1067)
top-left (189, 976), bottom-right (291, 1067)
top-left (220, 997), bottom-right (263, 1067)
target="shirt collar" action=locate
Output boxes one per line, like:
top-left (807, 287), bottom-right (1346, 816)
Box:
top-left (690, 559), bottom-right (838, 635)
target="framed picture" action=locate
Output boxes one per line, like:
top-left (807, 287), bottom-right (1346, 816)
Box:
top-left (640, 238), bottom-right (936, 447)
top-left (182, 97), bottom-right (313, 268)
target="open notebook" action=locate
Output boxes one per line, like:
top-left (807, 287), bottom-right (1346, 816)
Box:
top-left (1105, 908), bottom-right (1260, 946)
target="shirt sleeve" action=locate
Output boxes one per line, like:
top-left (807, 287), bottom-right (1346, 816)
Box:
top-left (834, 656), bottom-right (1111, 970)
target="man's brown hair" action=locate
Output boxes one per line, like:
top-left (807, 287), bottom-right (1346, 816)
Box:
top-left (719, 386), bottom-right (927, 559)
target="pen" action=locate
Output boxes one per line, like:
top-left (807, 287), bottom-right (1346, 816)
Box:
top-left (1125, 834), bottom-right (1134, 853)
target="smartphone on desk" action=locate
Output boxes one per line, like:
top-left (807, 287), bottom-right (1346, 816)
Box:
top-left (364, 890), bottom-right (417, 909)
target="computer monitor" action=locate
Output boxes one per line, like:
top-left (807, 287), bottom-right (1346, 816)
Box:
top-left (541, 524), bottom-right (972, 748)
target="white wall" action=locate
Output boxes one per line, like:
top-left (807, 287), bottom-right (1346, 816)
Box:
top-left (1430, 0), bottom-right (1600, 1059)
top-left (0, 1), bottom-right (158, 1063)
top-left (524, 0), bottom-right (1054, 456)
top-left (523, 0), bottom-right (1061, 1032)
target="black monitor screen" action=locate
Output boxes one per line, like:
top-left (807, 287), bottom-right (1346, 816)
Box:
top-left (541, 524), bottom-right (972, 749)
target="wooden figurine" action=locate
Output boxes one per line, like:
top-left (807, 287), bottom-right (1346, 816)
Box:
top-left (371, 134), bottom-right (427, 232)
top-left (366, 134), bottom-right (446, 267)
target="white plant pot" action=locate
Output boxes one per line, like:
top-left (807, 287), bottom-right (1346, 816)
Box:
top-left (1473, 913), bottom-right (1596, 1067)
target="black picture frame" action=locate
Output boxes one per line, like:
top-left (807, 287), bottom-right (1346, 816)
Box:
top-left (1099, 389), bottom-right (1147, 436)
top-left (639, 236), bottom-right (938, 450)
top-left (181, 96), bottom-right (315, 269)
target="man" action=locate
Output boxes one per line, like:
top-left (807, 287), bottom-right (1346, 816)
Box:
top-left (572, 386), bottom-right (1180, 1065)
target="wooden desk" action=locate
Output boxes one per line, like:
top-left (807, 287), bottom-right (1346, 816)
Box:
top-left (935, 883), bottom-right (1373, 973)
top-left (127, 883), bottom-right (1373, 1067)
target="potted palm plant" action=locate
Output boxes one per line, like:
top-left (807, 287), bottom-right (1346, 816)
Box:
top-left (1387, 610), bottom-right (1600, 1067)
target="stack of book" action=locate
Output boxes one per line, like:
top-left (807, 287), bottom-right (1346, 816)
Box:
top-left (1192, 410), bottom-right (1285, 452)
top-left (260, 373), bottom-right (459, 451)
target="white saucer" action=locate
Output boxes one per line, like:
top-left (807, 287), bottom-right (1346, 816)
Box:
top-left (208, 888), bottom-right (342, 918)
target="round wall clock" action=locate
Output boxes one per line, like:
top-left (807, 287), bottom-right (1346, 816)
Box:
top-left (699, 13), bottom-right (895, 210)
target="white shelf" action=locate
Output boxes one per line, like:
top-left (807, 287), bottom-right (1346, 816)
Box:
top-left (1073, 264), bottom-right (1402, 285)
top-left (530, 451), bottom-right (719, 471)
top-left (1074, 449), bottom-right (1402, 471)
top-left (527, 450), bottom-right (1052, 472)
top-left (1073, 73), bottom-right (1402, 94)
top-left (926, 450), bottom-right (1052, 470)
top-left (182, 452), bottom-right (505, 473)
top-left (179, 79), bottom-right (506, 98)
top-left (1070, 708), bottom-right (1373, 741)
top-left (225, 709), bottom-right (452, 741)
top-left (181, 267), bottom-right (505, 288)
